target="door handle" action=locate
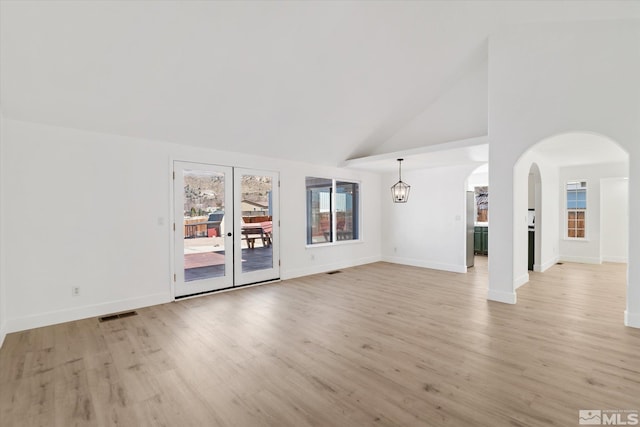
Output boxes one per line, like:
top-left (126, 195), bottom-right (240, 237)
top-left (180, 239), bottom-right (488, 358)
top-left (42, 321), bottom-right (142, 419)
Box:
top-left (227, 232), bottom-right (232, 237)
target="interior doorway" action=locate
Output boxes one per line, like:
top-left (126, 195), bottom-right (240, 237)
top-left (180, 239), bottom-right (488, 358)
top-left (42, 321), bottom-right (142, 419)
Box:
top-left (510, 132), bottom-right (631, 325)
top-left (527, 163), bottom-right (541, 271)
top-left (467, 164), bottom-right (489, 262)
top-left (173, 161), bottom-right (279, 298)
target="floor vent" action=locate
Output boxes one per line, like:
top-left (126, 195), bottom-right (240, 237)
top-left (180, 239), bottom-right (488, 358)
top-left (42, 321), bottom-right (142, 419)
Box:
top-left (99, 311), bottom-right (138, 322)
top-left (556, 262), bottom-right (564, 265)
top-left (326, 270), bottom-right (342, 275)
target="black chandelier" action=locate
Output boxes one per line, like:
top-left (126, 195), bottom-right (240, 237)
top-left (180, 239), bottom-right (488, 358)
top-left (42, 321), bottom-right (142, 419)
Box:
top-left (391, 158), bottom-right (410, 203)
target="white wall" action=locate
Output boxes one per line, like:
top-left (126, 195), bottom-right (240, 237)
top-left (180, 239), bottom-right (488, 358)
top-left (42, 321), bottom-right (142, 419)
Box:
top-left (381, 164), bottom-right (478, 273)
top-left (527, 170), bottom-right (535, 210)
top-left (467, 164), bottom-right (488, 192)
top-left (601, 178), bottom-right (629, 263)
top-left (558, 162), bottom-right (628, 264)
top-left (487, 20), bottom-right (640, 328)
top-left (2, 118), bottom-right (382, 333)
top-left (0, 110), bottom-right (6, 347)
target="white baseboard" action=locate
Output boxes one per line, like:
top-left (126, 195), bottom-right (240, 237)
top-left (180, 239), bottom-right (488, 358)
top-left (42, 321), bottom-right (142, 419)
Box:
top-left (282, 255), bottom-right (382, 280)
top-left (514, 273), bottom-right (529, 290)
top-left (558, 255), bottom-right (602, 265)
top-left (6, 292), bottom-right (172, 334)
top-left (487, 289), bottom-right (517, 304)
top-left (602, 256), bottom-right (628, 263)
top-left (381, 256), bottom-right (467, 274)
top-left (534, 257), bottom-right (559, 273)
top-left (625, 310), bottom-right (640, 329)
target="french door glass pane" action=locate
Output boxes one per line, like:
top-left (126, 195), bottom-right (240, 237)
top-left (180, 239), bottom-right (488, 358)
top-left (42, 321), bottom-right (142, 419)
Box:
top-left (183, 169), bottom-right (226, 282)
top-left (240, 174), bottom-right (273, 273)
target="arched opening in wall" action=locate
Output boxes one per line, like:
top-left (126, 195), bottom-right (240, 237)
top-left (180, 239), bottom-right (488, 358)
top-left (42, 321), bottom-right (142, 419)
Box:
top-left (513, 132), bottom-right (629, 311)
top-left (466, 163), bottom-right (489, 271)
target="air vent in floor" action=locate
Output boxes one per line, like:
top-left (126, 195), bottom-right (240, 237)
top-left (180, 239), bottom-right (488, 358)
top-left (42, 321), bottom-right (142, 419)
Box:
top-left (99, 311), bottom-right (138, 322)
top-left (326, 270), bottom-right (342, 275)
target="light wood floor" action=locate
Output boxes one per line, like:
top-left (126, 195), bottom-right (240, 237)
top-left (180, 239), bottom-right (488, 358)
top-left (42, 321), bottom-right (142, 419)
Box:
top-left (1, 258), bottom-right (639, 426)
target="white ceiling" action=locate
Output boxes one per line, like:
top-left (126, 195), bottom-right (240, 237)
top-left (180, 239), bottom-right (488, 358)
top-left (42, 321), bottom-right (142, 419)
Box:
top-left (2, 1), bottom-right (639, 165)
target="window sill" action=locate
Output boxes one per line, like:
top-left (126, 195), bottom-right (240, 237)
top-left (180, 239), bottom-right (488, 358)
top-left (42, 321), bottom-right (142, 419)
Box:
top-left (306, 239), bottom-right (363, 249)
top-left (563, 237), bottom-right (590, 242)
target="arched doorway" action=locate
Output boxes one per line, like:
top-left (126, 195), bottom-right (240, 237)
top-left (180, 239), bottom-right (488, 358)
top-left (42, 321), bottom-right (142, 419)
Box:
top-left (512, 131), bottom-right (629, 309)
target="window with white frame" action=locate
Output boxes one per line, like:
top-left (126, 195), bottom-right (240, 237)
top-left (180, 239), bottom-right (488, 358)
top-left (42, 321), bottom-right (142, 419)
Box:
top-left (566, 180), bottom-right (587, 238)
top-left (306, 177), bottom-right (359, 244)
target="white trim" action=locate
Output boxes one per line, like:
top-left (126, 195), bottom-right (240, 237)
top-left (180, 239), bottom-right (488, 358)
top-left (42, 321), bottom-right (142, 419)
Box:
top-left (514, 273), bottom-right (529, 289)
top-left (624, 310), bottom-right (640, 329)
top-left (306, 239), bottom-right (363, 249)
top-left (558, 255), bottom-right (602, 264)
top-left (487, 289), bottom-right (517, 304)
top-left (168, 156), bottom-right (176, 299)
top-left (381, 256), bottom-right (467, 273)
top-left (0, 112), bottom-right (6, 349)
top-left (602, 256), bottom-right (628, 263)
top-left (6, 292), bottom-right (172, 334)
top-left (282, 255), bottom-right (381, 280)
top-left (534, 256), bottom-right (559, 273)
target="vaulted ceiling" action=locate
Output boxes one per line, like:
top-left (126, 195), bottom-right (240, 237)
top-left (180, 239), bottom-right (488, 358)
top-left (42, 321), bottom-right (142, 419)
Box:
top-left (2, 1), bottom-right (638, 165)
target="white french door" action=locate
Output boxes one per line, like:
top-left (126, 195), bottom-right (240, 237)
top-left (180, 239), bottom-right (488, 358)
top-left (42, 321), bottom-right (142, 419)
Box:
top-left (173, 162), bottom-right (279, 298)
top-left (234, 168), bottom-right (280, 286)
top-left (174, 162), bottom-right (234, 296)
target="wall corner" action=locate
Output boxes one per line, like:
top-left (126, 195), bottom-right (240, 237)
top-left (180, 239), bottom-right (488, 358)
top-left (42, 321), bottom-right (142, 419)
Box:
top-left (487, 289), bottom-right (517, 304)
top-left (624, 310), bottom-right (640, 329)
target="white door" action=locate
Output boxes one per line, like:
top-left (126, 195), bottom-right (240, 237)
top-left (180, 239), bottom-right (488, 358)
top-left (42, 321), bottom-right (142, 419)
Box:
top-left (174, 161), bottom-right (233, 297)
top-left (234, 168), bottom-right (280, 286)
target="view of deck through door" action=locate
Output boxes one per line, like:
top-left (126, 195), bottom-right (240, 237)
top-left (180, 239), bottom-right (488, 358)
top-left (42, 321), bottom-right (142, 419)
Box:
top-left (174, 162), bottom-right (279, 298)
top-left (174, 162), bottom-right (234, 297)
top-left (234, 168), bottom-right (280, 286)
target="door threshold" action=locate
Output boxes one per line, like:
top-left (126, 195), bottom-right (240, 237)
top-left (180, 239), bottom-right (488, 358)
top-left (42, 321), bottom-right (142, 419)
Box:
top-left (175, 278), bottom-right (281, 300)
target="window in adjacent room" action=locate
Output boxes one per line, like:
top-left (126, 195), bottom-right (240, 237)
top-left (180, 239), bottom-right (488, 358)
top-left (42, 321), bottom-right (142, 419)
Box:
top-left (474, 186), bottom-right (488, 223)
top-left (566, 180), bottom-right (587, 238)
top-left (306, 177), bottom-right (359, 245)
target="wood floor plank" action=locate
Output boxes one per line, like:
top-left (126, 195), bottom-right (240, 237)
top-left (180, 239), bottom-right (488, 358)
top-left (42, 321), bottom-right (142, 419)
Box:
top-left (1, 258), bottom-right (639, 426)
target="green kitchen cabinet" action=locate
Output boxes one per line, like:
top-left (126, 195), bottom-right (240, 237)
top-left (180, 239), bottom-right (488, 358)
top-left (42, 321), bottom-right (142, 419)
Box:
top-left (474, 226), bottom-right (488, 255)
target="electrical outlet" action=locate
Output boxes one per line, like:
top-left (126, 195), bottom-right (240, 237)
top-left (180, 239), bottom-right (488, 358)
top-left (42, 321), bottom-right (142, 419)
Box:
top-left (72, 286), bottom-right (80, 296)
